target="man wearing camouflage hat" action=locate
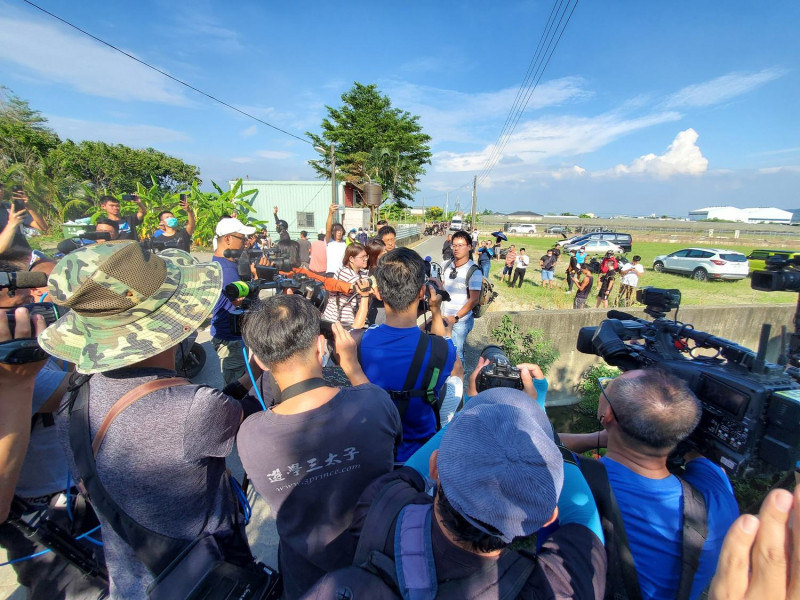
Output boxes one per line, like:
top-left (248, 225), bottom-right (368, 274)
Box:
top-left (38, 241), bottom-right (255, 599)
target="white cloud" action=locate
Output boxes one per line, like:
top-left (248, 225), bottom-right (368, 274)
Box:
top-left (603, 128), bottom-right (708, 177)
top-left (46, 115), bottom-right (190, 147)
top-left (552, 165), bottom-right (587, 179)
top-left (383, 77), bottom-right (591, 145)
top-left (0, 14), bottom-right (187, 104)
top-left (241, 125), bottom-right (258, 137)
top-left (254, 150), bottom-right (293, 160)
top-left (433, 110), bottom-right (682, 172)
top-left (758, 165), bottom-right (800, 174)
top-left (231, 157), bottom-right (255, 164)
top-left (664, 68), bottom-right (787, 108)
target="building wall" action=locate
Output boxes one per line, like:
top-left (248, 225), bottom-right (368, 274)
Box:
top-left (233, 180), bottom-right (345, 238)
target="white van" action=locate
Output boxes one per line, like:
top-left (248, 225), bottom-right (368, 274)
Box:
top-left (449, 216), bottom-right (464, 231)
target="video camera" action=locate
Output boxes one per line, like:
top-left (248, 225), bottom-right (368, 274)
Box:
top-left (1, 271), bottom-right (64, 364)
top-left (577, 286), bottom-right (800, 477)
top-left (142, 236), bottom-right (184, 253)
top-left (56, 231), bottom-right (112, 257)
top-left (224, 267), bottom-right (329, 336)
top-left (476, 345), bottom-right (523, 392)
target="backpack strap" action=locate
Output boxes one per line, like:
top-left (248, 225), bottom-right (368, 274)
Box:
top-left (676, 478), bottom-right (708, 600)
top-left (387, 332), bottom-right (431, 421)
top-left (394, 504), bottom-right (437, 600)
top-left (577, 456), bottom-right (643, 600)
top-left (92, 377), bottom-right (189, 457)
top-left (435, 549), bottom-right (537, 600)
top-left (68, 377), bottom-right (193, 575)
top-left (353, 475), bottom-right (428, 570)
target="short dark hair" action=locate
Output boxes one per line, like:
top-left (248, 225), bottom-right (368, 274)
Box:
top-left (633, 255), bottom-right (641, 262)
top-left (242, 295), bottom-right (320, 366)
top-left (519, 247), bottom-right (525, 252)
top-left (377, 225), bottom-right (396, 240)
top-left (610, 368), bottom-right (701, 452)
top-left (436, 485), bottom-right (520, 553)
top-left (377, 219), bottom-right (388, 226)
top-left (452, 230), bottom-right (472, 248)
top-left (95, 218), bottom-right (119, 232)
top-left (375, 248), bottom-right (425, 311)
top-left (300, 230), bottom-right (308, 238)
top-left (365, 238), bottom-right (385, 270)
top-left (317, 233), bottom-right (325, 241)
top-left (342, 242), bottom-right (365, 268)
top-left (157, 210), bottom-right (173, 221)
top-left (99, 195), bottom-right (118, 206)
top-left (331, 223), bottom-right (345, 236)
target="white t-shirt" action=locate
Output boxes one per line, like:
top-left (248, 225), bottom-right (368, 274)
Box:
top-left (442, 259), bottom-right (483, 317)
top-left (621, 262), bottom-right (644, 286)
top-left (515, 254), bottom-right (530, 269)
top-left (326, 240), bottom-right (347, 273)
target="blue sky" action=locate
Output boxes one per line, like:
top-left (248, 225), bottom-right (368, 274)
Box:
top-left (1, 0), bottom-right (798, 216)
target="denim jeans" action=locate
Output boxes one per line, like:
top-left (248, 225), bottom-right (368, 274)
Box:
top-left (480, 261), bottom-right (491, 278)
top-left (450, 312), bottom-right (474, 364)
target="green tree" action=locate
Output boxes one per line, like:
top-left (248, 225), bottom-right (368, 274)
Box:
top-left (46, 140), bottom-right (200, 193)
top-left (426, 206), bottom-right (443, 220)
top-left (0, 88), bottom-right (61, 170)
top-left (307, 82), bottom-right (432, 208)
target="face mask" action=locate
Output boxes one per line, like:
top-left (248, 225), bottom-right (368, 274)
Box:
top-left (165, 217), bottom-right (179, 228)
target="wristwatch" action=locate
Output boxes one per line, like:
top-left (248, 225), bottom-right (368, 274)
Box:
top-left (453, 315), bottom-right (460, 323)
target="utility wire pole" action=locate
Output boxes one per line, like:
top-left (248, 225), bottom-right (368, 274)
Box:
top-left (470, 176), bottom-right (477, 233)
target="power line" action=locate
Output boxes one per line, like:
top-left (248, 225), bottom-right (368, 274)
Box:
top-left (475, 0), bottom-right (580, 187)
top-left (20, 0), bottom-right (311, 145)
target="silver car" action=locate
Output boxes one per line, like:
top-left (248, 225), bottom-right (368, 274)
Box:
top-left (652, 248), bottom-right (749, 281)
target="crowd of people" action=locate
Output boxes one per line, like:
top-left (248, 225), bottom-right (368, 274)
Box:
top-left (0, 194), bottom-right (796, 600)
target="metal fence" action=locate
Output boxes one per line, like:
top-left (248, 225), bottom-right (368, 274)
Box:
top-left (395, 224), bottom-right (421, 241)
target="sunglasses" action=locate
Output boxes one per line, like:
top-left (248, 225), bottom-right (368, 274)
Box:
top-left (597, 377), bottom-right (619, 420)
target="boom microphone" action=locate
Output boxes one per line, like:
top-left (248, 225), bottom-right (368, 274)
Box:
top-left (607, 309), bottom-right (638, 321)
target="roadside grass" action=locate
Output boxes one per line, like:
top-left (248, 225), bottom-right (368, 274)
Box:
top-left (482, 235), bottom-right (798, 309)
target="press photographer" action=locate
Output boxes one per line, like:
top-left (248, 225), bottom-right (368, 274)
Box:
top-left (38, 241), bottom-right (278, 599)
top-left (0, 264), bottom-right (108, 599)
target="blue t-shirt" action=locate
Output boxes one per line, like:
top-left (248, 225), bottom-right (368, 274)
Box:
top-left (210, 256), bottom-right (242, 340)
top-left (601, 456), bottom-right (739, 600)
top-left (477, 247), bottom-right (493, 264)
top-left (360, 325), bottom-right (457, 462)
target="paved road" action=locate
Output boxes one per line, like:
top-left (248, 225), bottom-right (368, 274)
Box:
top-left (1, 236), bottom-right (495, 598)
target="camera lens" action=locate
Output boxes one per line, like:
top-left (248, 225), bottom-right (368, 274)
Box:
top-left (480, 344), bottom-right (511, 366)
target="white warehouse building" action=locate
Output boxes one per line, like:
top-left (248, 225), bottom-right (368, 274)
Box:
top-left (688, 206), bottom-right (793, 224)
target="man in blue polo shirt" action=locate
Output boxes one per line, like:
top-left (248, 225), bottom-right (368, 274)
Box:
top-left (360, 248), bottom-right (458, 462)
top-left (211, 217), bottom-right (256, 384)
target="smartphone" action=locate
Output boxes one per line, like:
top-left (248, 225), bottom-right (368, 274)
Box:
top-left (12, 197), bottom-right (25, 212)
top-left (121, 194), bottom-right (133, 201)
top-left (179, 193), bottom-right (187, 202)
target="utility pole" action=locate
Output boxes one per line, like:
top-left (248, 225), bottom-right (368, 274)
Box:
top-left (445, 192), bottom-right (449, 218)
top-left (470, 175), bottom-right (477, 233)
top-left (330, 142), bottom-right (337, 209)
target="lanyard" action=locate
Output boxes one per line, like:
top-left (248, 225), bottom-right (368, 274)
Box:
top-left (278, 377), bottom-right (332, 402)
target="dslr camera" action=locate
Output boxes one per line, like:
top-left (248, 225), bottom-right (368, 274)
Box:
top-left (476, 345), bottom-right (523, 392)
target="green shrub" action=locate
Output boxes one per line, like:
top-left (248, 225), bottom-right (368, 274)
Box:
top-left (575, 363), bottom-right (621, 414)
top-left (490, 314), bottom-right (559, 374)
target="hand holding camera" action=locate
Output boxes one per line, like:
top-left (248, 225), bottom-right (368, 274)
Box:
top-left (353, 278), bottom-right (373, 297)
top-left (330, 321), bottom-right (368, 386)
top-left (0, 306), bottom-right (47, 370)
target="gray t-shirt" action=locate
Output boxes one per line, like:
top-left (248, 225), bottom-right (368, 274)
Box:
top-left (237, 383), bottom-right (402, 599)
top-left (57, 368), bottom-right (243, 599)
top-left (297, 237), bottom-right (312, 264)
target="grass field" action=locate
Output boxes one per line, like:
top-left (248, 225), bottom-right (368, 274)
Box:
top-left (484, 235), bottom-right (798, 311)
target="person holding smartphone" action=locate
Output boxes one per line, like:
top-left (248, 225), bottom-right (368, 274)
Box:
top-left (99, 193), bottom-right (146, 241)
top-left (152, 194), bottom-right (195, 252)
top-left (0, 187), bottom-right (46, 262)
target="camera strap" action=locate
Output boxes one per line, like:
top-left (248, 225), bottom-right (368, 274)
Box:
top-left (278, 377), bottom-right (332, 402)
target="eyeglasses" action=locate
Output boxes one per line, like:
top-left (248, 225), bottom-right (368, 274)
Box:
top-left (228, 234), bottom-right (246, 241)
top-left (597, 377), bottom-right (619, 420)
top-left (451, 243), bottom-right (469, 249)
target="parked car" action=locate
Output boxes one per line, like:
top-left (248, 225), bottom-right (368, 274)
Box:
top-left (746, 249), bottom-right (800, 272)
top-left (652, 248), bottom-right (749, 281)
top-left (546, 225), bottom-right (570, 234)
top-left (565, 240), bottom-right (624, 255)
top-left (508, 224), bottom-right (537, 234)
top-left (557, 231), bottom-right (632, 253)
top-left (449, 216), bottom-right (464, 231)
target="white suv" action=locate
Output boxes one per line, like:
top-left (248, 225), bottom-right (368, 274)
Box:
top-left (652, 248), bottom-right (749, 281)
top-left (508, 224), bottom-right (537, 234)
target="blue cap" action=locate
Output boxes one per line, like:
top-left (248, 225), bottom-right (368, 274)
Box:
top-left (437, 389), bottom-right (563, 542)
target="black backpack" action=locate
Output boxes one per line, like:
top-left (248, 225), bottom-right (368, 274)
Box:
top-left (302, 472), bottom-right (537, 600)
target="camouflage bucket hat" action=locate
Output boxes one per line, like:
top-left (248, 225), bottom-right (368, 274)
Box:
top-left (38, 241), bottom-right (222, 374)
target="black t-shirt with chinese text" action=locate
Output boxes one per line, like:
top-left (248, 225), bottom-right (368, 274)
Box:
top-left (237, 383), bottom-right (401, 599)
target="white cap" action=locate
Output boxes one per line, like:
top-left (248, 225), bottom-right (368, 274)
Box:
top-left (215, 218), bottom-right (256, 237)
